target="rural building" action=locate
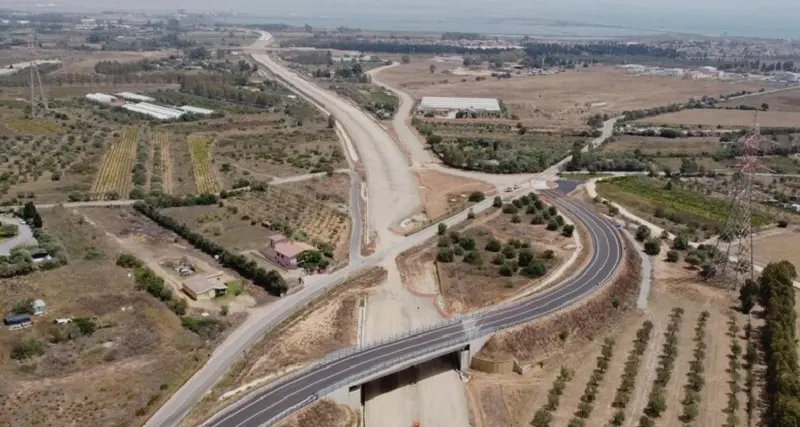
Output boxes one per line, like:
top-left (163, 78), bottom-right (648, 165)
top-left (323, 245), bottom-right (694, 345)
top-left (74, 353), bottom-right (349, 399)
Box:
top-left (123, 102), bottom-right (185, 120)
top-left (4, 313), bottom-right (32, 330)
top-left (115, 92), bottom-right (156, 102)
top-left (85, 93), bottom-right (124, 106)
top-left (179, 105), bottom-right (214, 115)
top-left (418, 96), bottom-right (501, 116)
top-left (262, 234), bottom-right (315, 269)
top-left (182, 275), bottom-right (227, 300)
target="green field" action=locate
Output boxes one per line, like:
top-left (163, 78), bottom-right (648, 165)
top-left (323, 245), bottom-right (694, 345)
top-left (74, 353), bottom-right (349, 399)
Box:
top-left (597, 175), bottom-right (772, 238)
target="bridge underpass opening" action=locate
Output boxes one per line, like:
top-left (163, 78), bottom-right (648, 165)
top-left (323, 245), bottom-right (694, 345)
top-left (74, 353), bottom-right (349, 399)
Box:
top-left (362, 351), bottom-right (465, 406)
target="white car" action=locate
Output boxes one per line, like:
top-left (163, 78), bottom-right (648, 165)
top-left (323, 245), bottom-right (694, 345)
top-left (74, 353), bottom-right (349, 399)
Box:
top-left (504, 187), bottom-right (513, 192)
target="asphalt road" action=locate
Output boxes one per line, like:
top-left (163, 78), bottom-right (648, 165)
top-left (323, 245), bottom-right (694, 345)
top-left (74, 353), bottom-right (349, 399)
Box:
top-left (203, 189), bottom-right (623, 427)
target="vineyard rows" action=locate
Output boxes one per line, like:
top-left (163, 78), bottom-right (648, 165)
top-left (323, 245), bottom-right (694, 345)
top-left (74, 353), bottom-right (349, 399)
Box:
top-left (151, 131), bottom-right (172, 194)
top-left (90, 128), bottom-right (139, 198)
top-left (188, 134), bottom-right (218, 194)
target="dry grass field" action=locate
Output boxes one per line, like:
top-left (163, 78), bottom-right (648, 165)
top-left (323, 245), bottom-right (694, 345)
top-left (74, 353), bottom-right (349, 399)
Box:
top-left (721, 87), bottom-right (800, 111)
top-left (376, 61), bottom-right (770, 128)
top-left (280, 172), bottom-right (352, 210)
top-left (0, 207), bottom-right (209, 427)
top-left (602, 135), bottom-right (721, 155)
top-left (634, 109), bottom-right (800, 127)
top-left (752, 228), bottom-right (800, 267)
top-left (413, 168), bottom-right (495, 223)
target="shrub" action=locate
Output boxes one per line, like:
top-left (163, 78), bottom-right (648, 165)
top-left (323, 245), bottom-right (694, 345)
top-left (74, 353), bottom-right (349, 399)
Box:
top-left (454, 246), bottom-right (465, 256)
top-left (522, 261), bottom-right (547, 278)
top-left (459, 237), bottom-right (476, 250)
top-left (502, 245), bottom-right (516, 259)
top-left (777, 219), bottom-right (788, 228)
top-left (562, 224), bottom-right (575, 237)
top-left (531, 214), bottom-right (545, 225)
top-left (547, 206), bottom-right (557, 216)
top-left (499, 264), bottom-right (513, 276)
top-left (116, 253), bottom-right (143, 268)
top-left (468, 191), bottom-right (485, 202)
top-left (546, 220), bottom-right (559, 231)
top-left (666, 250), bottom-right (680, 262)
top-left (436, 248), bottom-right (454, 263)
top-left (180, 317), bottom-right (225, 340)
top-left (511, 214), bottom-right (521, 223)
top-left (672, 234), bottom-right (690, 250)
top-left (485, 238), bottom-right (502, 252)
top-left (644, 238), bottom-right (661, 255)
top-left (532, 409), bottom-right (553, 427)
top-left (635, 225), bottom-right (651, 242)
top-left (559, 330), bottom-right (569, 341)
top-left (11, 339), bottom-right (45, 360)
top-left (467, 209), bottom-right (475, 219)
top-left (492, 196), bottom-right (503, 208)
top-left (542, 249), bottom-right (555, 260)
top-left (437, 235), bottom-right (451, 247)
top-left (492, 253), bottom-right (506, 265)
top-left (502, 204), bottom-right (519, 214)
top-left (463, 251), bottom-right (483, 266)
top-left (437, 223), bottom-right (447, 235)
top-left (518, 249), bottom-right (534, 267)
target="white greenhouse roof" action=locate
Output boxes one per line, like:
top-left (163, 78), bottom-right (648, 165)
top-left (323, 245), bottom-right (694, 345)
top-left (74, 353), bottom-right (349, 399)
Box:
top-left (123, 103), bottom-right (184, 120)
top-left (419, 96), bottom-right (501, 112)
top-left (115, 92), bottom-right (155, 102)
top-left (180, 105), bottom-right (214, 115)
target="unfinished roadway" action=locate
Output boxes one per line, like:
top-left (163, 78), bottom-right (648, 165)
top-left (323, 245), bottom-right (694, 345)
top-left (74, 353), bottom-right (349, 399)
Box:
top-left (147, 33), bottom-right (622, 427)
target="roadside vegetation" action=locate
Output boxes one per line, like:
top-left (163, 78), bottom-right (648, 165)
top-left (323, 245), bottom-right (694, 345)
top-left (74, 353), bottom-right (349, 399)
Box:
top-left (640, 307), bottom-right (684, 426)
top-left (414, 119), bottom-right (587, 174)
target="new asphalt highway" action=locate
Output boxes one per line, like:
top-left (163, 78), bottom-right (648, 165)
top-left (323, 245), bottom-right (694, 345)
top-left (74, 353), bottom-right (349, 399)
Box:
top-left (203, 189), bottom-right (624, 427)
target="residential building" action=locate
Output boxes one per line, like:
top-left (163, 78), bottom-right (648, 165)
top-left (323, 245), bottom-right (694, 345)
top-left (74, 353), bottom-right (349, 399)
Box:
top-left (262, 234), bottom-right (315, 269)
top-left (182, 275), bottom-right (227, 300)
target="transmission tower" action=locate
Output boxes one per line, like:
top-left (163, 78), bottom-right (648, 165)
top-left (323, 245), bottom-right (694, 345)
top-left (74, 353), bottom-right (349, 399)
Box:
top-left (709, 117), bottom-right (770, 291)
top-left (27, 37), bottom-right (49, 118)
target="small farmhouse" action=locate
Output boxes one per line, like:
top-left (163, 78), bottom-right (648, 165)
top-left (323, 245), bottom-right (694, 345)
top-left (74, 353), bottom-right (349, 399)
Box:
top-left (182, 275), bottom-right (227, 300)
top-left (262, 234), bottom-right (315, 269)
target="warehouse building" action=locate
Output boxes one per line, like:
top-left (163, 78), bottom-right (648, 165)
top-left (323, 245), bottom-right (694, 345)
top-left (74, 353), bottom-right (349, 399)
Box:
top-left (418, 96), bottom-right (502, 117)
top-left (115, 92), bottom-right (156, 102)
top-left (122, 102), bottom-right (185, 120)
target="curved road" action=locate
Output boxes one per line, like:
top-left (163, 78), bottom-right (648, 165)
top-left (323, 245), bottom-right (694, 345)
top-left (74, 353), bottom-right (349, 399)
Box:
top-left (203, 189), bottom-right (624, 427)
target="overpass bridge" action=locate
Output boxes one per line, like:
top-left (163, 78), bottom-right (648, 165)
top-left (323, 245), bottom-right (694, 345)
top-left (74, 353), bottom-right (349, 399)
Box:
top-left (202, 190), bottom-right (624, 427)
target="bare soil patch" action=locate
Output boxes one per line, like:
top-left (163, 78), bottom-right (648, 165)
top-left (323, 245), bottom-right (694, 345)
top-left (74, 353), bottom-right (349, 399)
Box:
top-left (413, 168), bottom-right (495, 220)
top-left (377, 62), bottom-right (769, 128)
top-left (181, 267), bottom-right (386, 427)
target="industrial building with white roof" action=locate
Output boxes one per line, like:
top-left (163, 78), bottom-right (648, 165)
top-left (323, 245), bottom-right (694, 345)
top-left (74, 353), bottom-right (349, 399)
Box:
top-left (418, 96), bottom-right (501, 113)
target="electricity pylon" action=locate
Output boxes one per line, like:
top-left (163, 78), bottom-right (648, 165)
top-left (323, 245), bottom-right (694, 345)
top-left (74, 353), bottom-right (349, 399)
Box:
top-left (27, 37), bottom-right (49, 118)
top-left (709, 118), bottom-right (770, 291)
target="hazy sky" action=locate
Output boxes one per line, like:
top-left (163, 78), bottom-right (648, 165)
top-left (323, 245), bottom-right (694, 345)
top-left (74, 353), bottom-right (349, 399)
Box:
top-left (10, 0), bottom-right (800, 38)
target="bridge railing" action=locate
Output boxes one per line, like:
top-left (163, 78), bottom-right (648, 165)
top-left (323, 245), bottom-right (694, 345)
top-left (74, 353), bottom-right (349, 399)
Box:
top-left (260, 333), bottom-right (469, 426)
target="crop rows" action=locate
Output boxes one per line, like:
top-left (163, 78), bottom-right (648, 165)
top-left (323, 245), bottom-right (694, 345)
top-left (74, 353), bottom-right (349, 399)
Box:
top-left (724, 315), bottom-right (744, 427)
top-left (610, 320), bottom-right (655, 413)
top-left (130, 130), bottom-right (150, 199)
top-left (743, 321), bottom-right (757, 426)
top-left (565, 337), bottom-right (617, 427)
top-left (90, 128), bottom-right (139, 198)
top-left (679, 310), bottom-right (710, 424)
top-left (639, 307), bottom-right (684, 427)
top-left (188, 134), bottom-right (218, 194)
top-left (531, 366), bottom-right (575, 427)
top-left (151, 131), bottom-right (172, 195)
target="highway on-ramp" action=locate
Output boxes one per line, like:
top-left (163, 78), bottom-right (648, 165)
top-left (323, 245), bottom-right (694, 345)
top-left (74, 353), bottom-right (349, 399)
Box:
top-left (203, 189), bottom-right (624, 427)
